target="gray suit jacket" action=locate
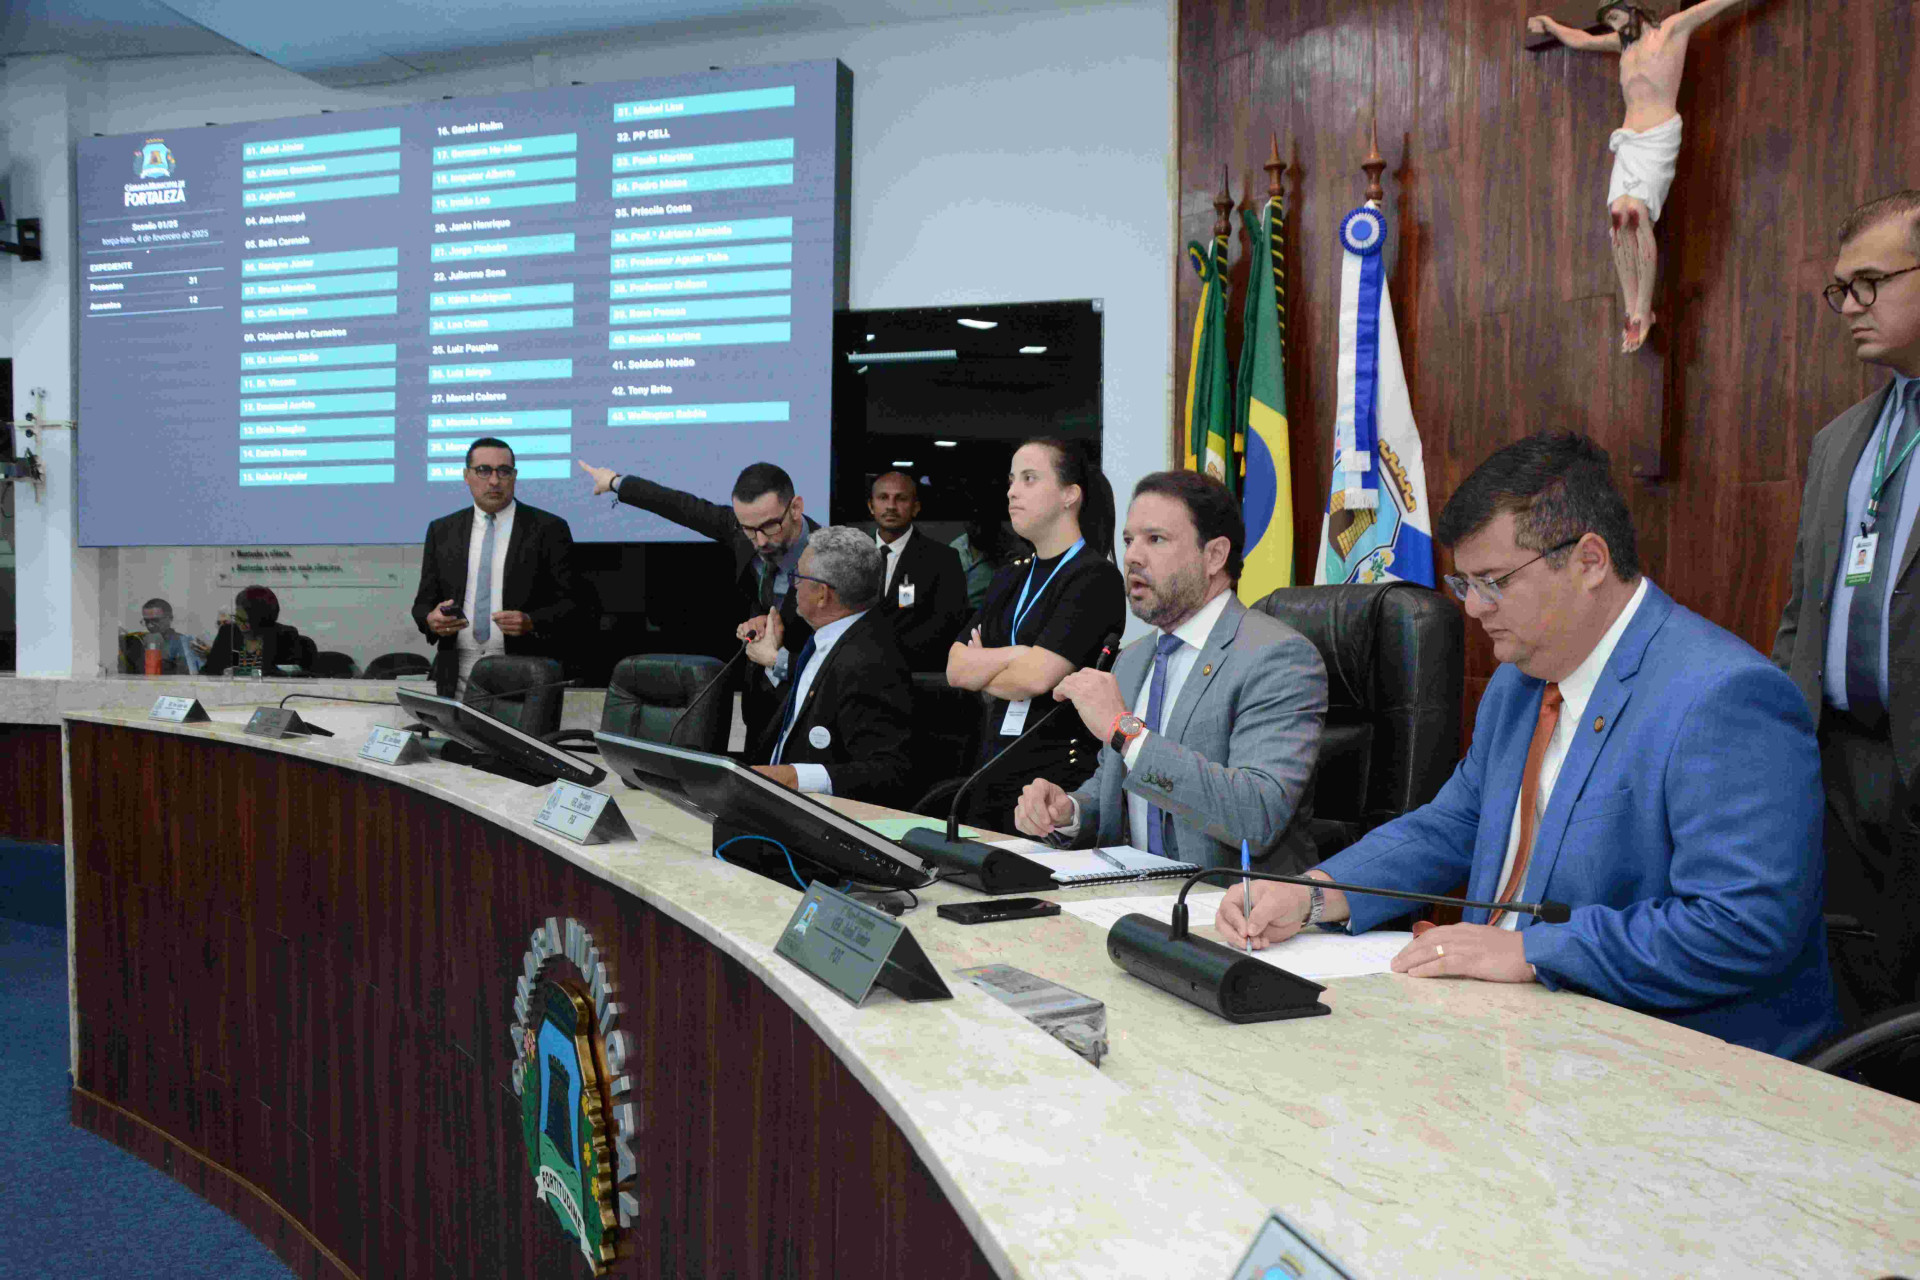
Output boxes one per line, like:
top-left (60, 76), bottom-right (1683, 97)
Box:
top-left (1059, 593), bottom-right (1327, 872)
top-left (1773, 382), bottom-right (1920, 788)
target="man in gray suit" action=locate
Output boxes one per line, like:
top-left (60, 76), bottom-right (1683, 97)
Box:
top-left (1774, 189), bottom-right (1920, 1026)
top-left (1013, 470), bottom-right (1327, 871)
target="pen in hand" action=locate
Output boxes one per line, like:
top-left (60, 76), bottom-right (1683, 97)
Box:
top-left (1240, 838), bottom-right (1253, 954)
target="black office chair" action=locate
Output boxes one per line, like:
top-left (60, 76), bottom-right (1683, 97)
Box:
top-left (363, 652), bottom-right (433, 680)
top-left (464, 654), bottom-right (567, 739)
top-left (310, 650), bottom-right (357, 678)
top-left (548, 653), bottom-right (729, 755)
top-left (1251, 581), bottom-right (1464, 859)
top-left (1802, 1003), bottom-right (1920, 1104)
top-left (293, 634), bottom-right (320, 671)
top-left (908, 673), bottom-right (988, 816)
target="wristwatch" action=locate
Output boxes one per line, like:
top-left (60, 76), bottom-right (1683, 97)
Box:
top-left (1108, 712), bottom-right (1147, 755)
top-left (1304, 883), bottom-right (1325, 926)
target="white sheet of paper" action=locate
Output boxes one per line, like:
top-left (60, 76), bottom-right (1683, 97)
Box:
top-left (1058, 892), bottom-right (1414, 981)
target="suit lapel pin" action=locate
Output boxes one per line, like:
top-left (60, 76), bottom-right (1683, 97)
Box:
top-left (1593, 715), bottom-right (1605, 733)
top-left (1201, 663), bottom-right (1213, 676)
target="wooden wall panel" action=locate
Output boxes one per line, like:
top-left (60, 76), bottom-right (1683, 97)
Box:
top-left (1176, 0), bottom-right (1920, 702)
top-left (0, 724), bottom-right (63, 842)
top-left (67, 722), bottom-right (997, 1280)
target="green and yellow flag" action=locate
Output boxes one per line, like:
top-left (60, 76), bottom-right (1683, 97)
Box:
top-left (1182, 226), bottom-right (1234, 488)
top-left (1236, 182), bottom-right (1294, 602)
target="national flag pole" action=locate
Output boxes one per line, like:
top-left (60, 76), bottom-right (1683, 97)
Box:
top-left (1236, 135), bottom-right (1295, 601)
top-left (1182, 169), bottom-right (1235, 480)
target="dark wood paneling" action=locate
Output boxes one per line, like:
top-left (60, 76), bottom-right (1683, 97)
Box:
top-left (68, 722), bottom-right (997, 1280)
top-left (1177, 0), bottom-right (1920, 711)
top-left (0, 724), bottom-right (63, 841)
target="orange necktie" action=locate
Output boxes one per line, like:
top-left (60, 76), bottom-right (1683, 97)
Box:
top-left (1490, 683), bottom-right (1562, 928)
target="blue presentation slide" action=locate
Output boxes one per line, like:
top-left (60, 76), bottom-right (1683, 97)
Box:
top-left (75, 61), bottom-right (850, 546)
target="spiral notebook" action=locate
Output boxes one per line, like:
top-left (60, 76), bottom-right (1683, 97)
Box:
top-left (1025, 844), bottom-right (1201, 886)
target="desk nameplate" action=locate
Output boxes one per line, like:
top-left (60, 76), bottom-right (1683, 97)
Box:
top-left (533, 782), bottom-right (634, 845)
top-left (148, 695), bottom-right (209, 724)
top-left (1228, 1209), bottom-right (1356, 1279)
top-left (774, 882), bottom-right (950, 1006)
top-left (359, 725), bottom-right (425, 765)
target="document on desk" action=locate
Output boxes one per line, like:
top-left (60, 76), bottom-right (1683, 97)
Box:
top-left (1059, 892), bottom-right (1414, 981)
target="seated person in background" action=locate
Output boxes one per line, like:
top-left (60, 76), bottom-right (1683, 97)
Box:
top-left (1014, 471), bottom-right (1326, 871)
top-left (120, 597), bottom-right (200, 675)
top-left (201, 586), bottom-right (307, 675)
top-left (1218, 432), bottom-right (1840, 1059)
top-left (867, 469), bottom-right (970, 670)
top-left (745, 526), bottom-right (915, 808)
top-left (946, 439), bottom-right (1125, 828)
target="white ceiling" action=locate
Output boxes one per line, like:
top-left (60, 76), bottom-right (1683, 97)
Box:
top-left (4, 0), bottom-right (1105, 84)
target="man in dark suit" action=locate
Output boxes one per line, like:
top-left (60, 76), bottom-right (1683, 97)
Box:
top-left (867, 469), bottom-right (970, 670)
top-left (744, 525), bottom-right (914, 808)
top-left (412, 438), bottom-right (589, 697)
top-left (1774, 189), bottom-right (1920, 1027)
top-left (577, 458), bottom-right (816, 742)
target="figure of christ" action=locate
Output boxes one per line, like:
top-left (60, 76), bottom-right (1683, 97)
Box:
top-left (1528, 0), bottom-right (1751, 353)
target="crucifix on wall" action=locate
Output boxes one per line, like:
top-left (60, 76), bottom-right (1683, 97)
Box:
top-left (1527, 0), bottom-right (1754, 354)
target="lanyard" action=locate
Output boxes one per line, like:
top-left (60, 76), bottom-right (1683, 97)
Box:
top-left (1866, 384), bottom-right (1920, 529)
top-left (1009, 539), bottom-right (1083, 641)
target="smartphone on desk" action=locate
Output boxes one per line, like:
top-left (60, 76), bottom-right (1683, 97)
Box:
top-left (936, 898), bottom-right (1061, 926)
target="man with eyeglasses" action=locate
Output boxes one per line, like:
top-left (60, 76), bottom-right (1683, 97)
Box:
top-left (1220, 431), bottom-right (1837, 1059)
top-left (412, 437), bottom-right (589, 696)
top-left (1774, 190), bottom-right (1920, 1028)
top-left (577, 457), bottom-right (817, 743)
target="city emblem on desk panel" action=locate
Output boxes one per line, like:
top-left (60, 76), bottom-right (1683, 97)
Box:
top-left (510, 915), bottom-right (638, 1275)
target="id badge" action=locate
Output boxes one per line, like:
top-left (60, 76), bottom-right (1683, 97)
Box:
top-left (1845, 533), bottom-right (1878, 586)
top-left (898, 579), bottom-right (915, 608)
top-left (1000, 698), bottom-right (1031, 736)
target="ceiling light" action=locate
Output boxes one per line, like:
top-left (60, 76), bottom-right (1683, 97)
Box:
top-left (865, 333), bottom-right (875, 341)
top-left (934, 440), bottom-right (958, 447)
top-left (1019, 345), bottom-right (1048, 355)
top-left (892, 460), bottom-right (914, 467)
top-left (956, 318), bottom-right (997, 330)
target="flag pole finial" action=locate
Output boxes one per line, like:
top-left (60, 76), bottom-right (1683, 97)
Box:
top-left (1362, 119), bottom-right (1385, 202)
top-left (1264, 135), bottom-right (1286, 199)
top-left (1213, 167), bottom-right (1233, 238)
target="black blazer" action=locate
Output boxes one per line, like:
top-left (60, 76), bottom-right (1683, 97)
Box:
top-left (751, 609), bottom-right (916, 808)
top-left (410, 501), bottom-right (589, 697)
top-left (202, 623), bottom-right (309, 675)
top-left (874, 528), bottom-right (970, 671)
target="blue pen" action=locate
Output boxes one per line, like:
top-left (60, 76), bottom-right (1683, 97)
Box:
top-left (1240, 838), bottom-right (1253, 953)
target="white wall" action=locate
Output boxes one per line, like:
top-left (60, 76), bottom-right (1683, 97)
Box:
top-left (4, 0), bottom-right (1174, 673)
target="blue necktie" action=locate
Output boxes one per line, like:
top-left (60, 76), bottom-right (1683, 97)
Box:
top-left (472, 512), bottom-right (497, 644)
top-left (1844, 382), bottom-right (1920, 725)
top-left (772, 635), bottom-right (817, 762)
top-left (1142, 633), bottom-right (1184, 857)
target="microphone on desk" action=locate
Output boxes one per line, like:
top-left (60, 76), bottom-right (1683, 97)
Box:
top-left (1106, 867), bottom-right (1573, 1024)
top-left (898, 630), bottom-right (1124, 894)
top-left (667, 644), bottom-right (748, 749)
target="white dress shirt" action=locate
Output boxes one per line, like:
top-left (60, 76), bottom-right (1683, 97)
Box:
top-left (877, 526), bottom-right (914, 594)
top-left (1061, 587), bottom-right (1235, 849)
top-left (455, 500), bottom-right (516, 688)
top-left (772, 608), bottom-right (865, 795)
top-left (1491, 576), bottom-right (1649, 929)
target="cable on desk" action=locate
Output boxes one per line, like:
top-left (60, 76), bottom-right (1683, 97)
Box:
top-left (713, 834), bottom-right (809, 890)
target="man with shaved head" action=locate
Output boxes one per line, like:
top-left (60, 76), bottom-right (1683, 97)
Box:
top-left (866, 468), bottom-right (969, 670)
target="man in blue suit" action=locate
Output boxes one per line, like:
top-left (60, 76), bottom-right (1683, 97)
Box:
top-left (1220, 432), bottom-right (1840, 1059)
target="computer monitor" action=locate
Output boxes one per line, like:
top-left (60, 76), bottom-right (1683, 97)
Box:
top-left (592, 732), bottom-right (926, 890)
top-left (395, 686), bottom-right (605, 788)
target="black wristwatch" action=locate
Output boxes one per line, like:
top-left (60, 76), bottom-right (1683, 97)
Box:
top-left (1108, 713), bottom-right (1147, 754)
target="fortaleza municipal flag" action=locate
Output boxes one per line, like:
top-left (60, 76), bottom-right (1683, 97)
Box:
top-left (1316, 200), bottom-right (1434, 587)
top-left (1236, 196), bottom-right (1293, 603)
top-left (1183, 229), bottom-right (1234, 489)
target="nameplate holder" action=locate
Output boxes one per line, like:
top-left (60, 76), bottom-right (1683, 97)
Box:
top-left (774, 882), bottom-right (951, 1006)
top-left (358, 725), bottom-right (426, 765)
top-left (1227, 1208), bottom-right (1357, 1279)
top-left (244, 707), bottom-right (333, 739)
top-left (533, 782), bottom-right (634, 845)
top-left (148, 695), bottom-right (209, 724)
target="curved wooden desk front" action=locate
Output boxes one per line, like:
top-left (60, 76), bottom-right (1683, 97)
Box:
top-left (63, 704), bottom-right (1920, 1279)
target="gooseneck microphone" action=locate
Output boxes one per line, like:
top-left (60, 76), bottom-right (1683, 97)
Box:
top-left (899, 631), bottom-right (1124, 894)
top-left (1106, 867), bottom-right (1574, 1024)
top-left (667, 644), bottom-right (749, 748)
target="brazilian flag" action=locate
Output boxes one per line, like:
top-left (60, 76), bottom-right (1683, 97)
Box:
top-left (1183, 230), bottom-right (1234, 489)
top-left (1236, 195), bottom-right (1293, 601)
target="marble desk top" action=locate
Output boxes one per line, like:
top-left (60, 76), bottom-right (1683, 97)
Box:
top-left (59, 702), bottom-right (1920, 1279)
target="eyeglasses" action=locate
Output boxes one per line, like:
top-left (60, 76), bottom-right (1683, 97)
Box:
top-left (736, 498), bottom-right (796, 540)
top-left (467, 464), bottom-right (517, 479)
top-left (1824, 264), bottom-right (1920, 313)
top-left (1443, 536), bottom-right (1583, 605)
top-left (790, 572), bottom-right (834, 590)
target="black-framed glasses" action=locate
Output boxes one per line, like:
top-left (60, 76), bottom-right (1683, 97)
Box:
top-left (467, 464), bottom-right (517, 479)
top-left (789, 572), bottom-right (835, 590)
top-left (1824, 264), bottom-right (1920, 313)
top-left (1443, 536), bottom-right (1583, 605)
top-left (737, 498), bottom-right (796, 540)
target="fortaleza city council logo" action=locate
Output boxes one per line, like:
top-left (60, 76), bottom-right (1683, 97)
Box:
top-left (124, 137), bottom-right (185, 209)
top-left (510, 916), bottom-right (638, 1275)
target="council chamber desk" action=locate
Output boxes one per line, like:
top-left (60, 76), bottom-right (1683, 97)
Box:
top-left (58, 700), bottom-right (1920, 1278)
